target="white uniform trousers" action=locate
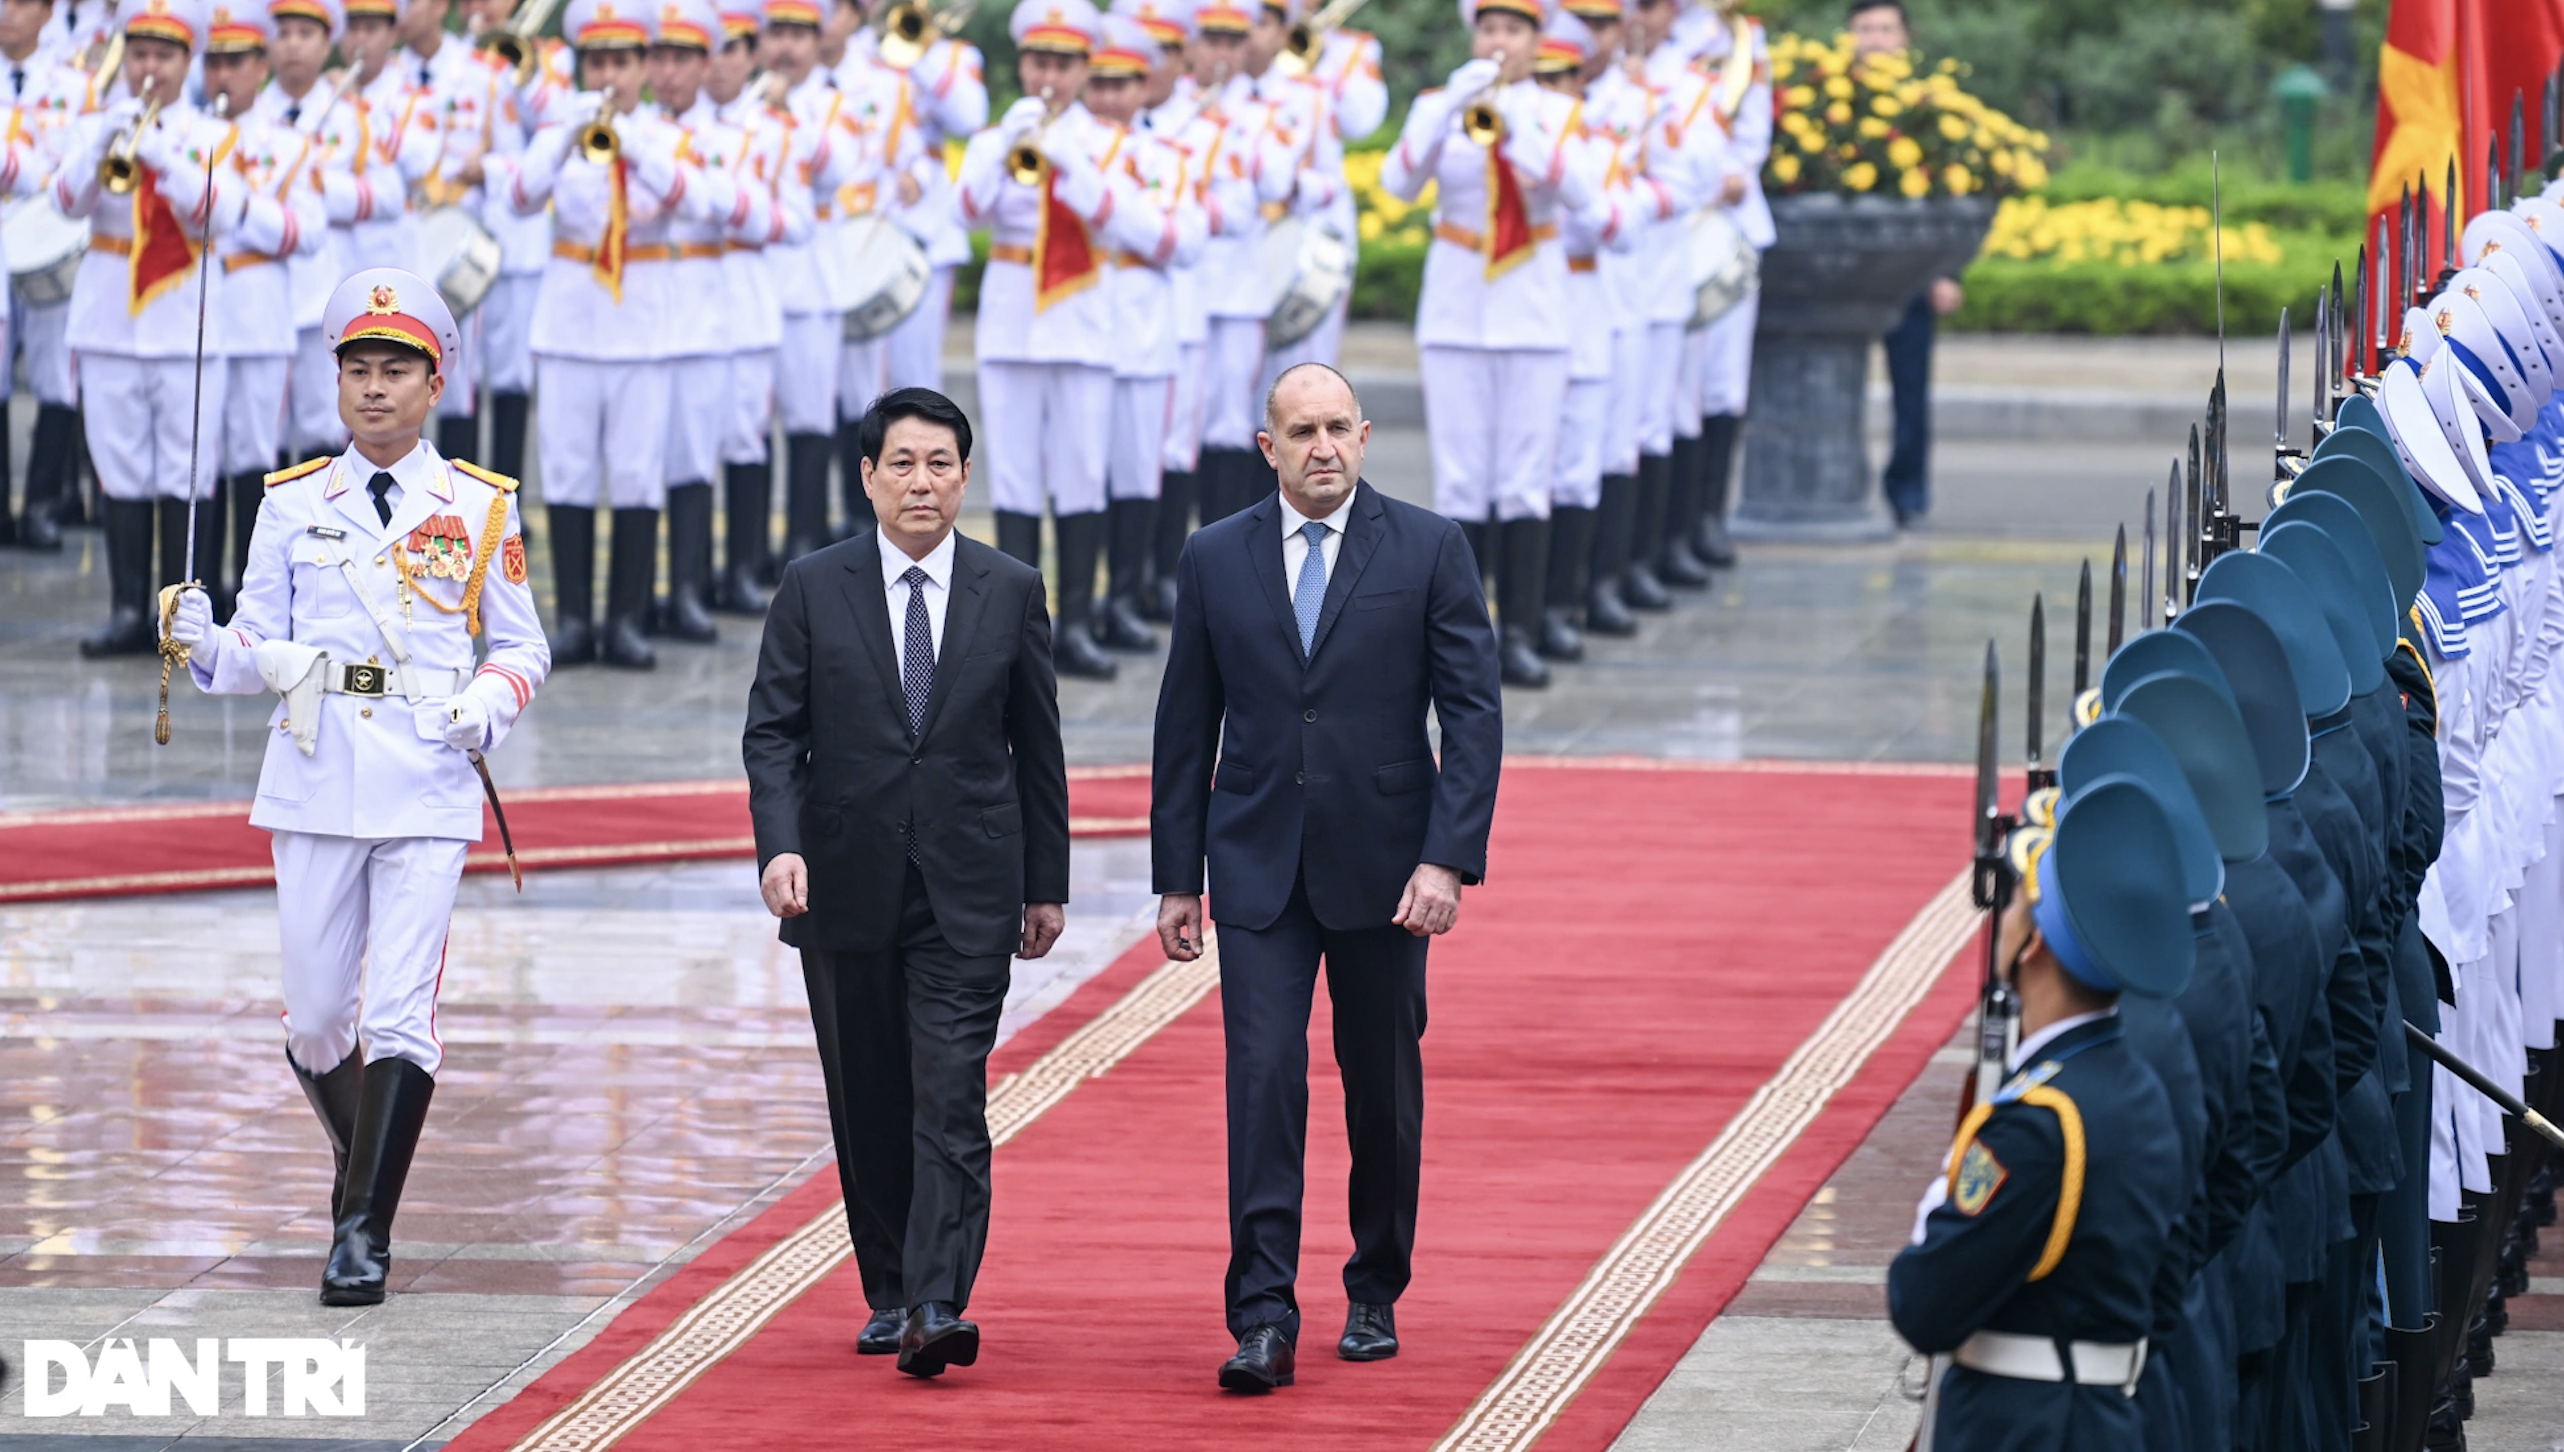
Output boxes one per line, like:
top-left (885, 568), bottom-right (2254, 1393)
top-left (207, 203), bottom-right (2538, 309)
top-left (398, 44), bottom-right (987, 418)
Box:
top-left (665, 353), bottom-right (728, 486)
top-left (438, 311), bottom-right (479, 419)
top-left (776, 312), bottom-right (841, 436)
top-left (1257, 293), bottom-right (1349, 396)
top-left (536, 356), bottom-right (672, 508)
top-left (478, 273), bottom-right (539, 395)
top-left (80, 353), bottom-right (230, 501)
top-left (978, 359), bottom-right (1112, 516)
top-left (15, 295), bottom-right (74, 406)
top-left (289, 325), bottom-right (350, 456)
top-left (273, 829), bottom-right (467, 1077)
top-left (1696, 289), bottom-right (1758, 417)
top-left (0, 293), bottom-right (14, 401)
top-left (221, 355), bottom-right (292, 475)
top-left (1417, 344), bottom-right (1571, 523)
top-left (881, 265), bottom-right (955, 394)
top-left (1108, 374), bottom-right (1174, 502)
top-left (1640, 320), bottom-right (1685, 458)
top-left (1602, 325), bottom-right (1644, 478)
top-left (724, 347), bottom-right (776, 465)
top-left (1200, 317), bottom-right (1266, 451)
top-left (838, 334), bottom-right (890, 423)
top-left (1163, 340), bottom-right (1206, 472)
top-left (1552, 376), bottom-right (1608, 510)
top-left (1673, 325), bottom-right (1705, 442)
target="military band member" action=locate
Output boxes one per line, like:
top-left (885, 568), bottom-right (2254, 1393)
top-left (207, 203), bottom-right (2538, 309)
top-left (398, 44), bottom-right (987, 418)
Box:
top-left (62, 0), bottom-right (249, 657)
top-left (343, 0), bottom-right (441, 268)
top-left (1891, 776), bottom-right (2192, 1452)
top-left (1244, 0), bottom-right (1339, 398)
top-left (850, 0), bottom-right (985, 395)
top-left (203, 0), bottom-right (326, 616)
top-left (1672, 0), bottom-right (1762, 573)
top-left (2, 0), bottom-right (86, 553)
top-left (163, 266), bottom-right (550, 1307)
top-left (1614, 0), bottom-right (1711, 609)
top-left (496, 0), bottom-right (735, 669)
top-left (651, 0), bottom-right (773, 641)
top-left (823, 1), bottom-right (921, 521)
top-left (1185, 0), bottom-right (1294, 528)
top-left (758, 0), bottom-right (858, 561)
top-left (708, 0), bottom-right (805, 611)
top-left (1380, 0), bottom-right (1601, 688)
top-left (460, 0), bottom-right (548, 488)
top-left (1085, 8), bottom-right (1202, 651)
top-left (955, 0), bottom-right (1171, 680)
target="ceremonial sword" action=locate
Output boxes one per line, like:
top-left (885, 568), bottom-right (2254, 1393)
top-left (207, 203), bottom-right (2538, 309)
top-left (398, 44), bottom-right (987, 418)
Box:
top-left (155, 93), bottom-right (233, 746)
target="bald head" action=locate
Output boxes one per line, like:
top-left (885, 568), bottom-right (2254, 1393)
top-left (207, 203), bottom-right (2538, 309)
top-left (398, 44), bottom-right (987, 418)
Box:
top-left (1259, 363), bottom-right (1368, 521)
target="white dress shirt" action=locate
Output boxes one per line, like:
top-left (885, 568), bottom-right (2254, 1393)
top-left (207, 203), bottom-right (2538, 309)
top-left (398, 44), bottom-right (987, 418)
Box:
top-left (881, 527), bottom-right (957, 677)
top-left (1280, 489), bottom-right (1357, 590)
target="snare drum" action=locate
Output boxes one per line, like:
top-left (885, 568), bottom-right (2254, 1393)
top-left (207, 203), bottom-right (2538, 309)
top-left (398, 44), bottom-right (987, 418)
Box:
top-left (5, 197), bottom-right (91, 307)
top-left (837, 215), bottom-right (932, 342)
top-left (1261, 215), bottom-right (1354, 350)
top-left (417, 204), bottom-right (502, 318)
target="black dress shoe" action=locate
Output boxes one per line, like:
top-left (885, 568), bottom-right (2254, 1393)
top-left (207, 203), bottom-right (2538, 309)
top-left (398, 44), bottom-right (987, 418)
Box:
top-left (1620, 561), bottom-right (1671, 611)
top-left (856, 1306), bottom-right (904, 1355)
top-left (1219, 1323), bottom-right (1295, 1392)
top-left (897, 1301), bottom-right (979, 1378)
top-left (1656, 539), bottom-right (1712, 589)
top-left (1584, 579), bottom-right (1638, 637)
top-left (1537, 605), bottom-right (1585, 662)
top-left (1339, 1302), bottom-right (1398, 1361)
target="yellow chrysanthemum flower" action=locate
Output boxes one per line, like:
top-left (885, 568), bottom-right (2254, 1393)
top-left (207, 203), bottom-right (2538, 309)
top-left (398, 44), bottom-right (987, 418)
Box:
top-left (1844, 160), bottom-right (1878, 192)
top-left (1943, 165), bottom-right (1974, 195)
top-left (1784, 84), bottom-right (1816, 107)
top-left (1824, 75), bottom-right (1854, 100)
top-left (1887, 135), bottom-right (1922, 167)
top-left (1826, 100), bottom-right (1853, 124)
top-left (1857, 116), bottom-right (1890, 138)
top-left (1899, 166), bottom-right (1931, 198)
top-left (1772, 152), bottom-right (1803, 184)
top-left (1797, 130), bottom-right (1825, 153)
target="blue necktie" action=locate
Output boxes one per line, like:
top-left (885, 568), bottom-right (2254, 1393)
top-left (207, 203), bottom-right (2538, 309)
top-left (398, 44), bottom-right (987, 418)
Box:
top-left (1293, 519), bottom-right (1329, 656)
top-left (900, 566), bottom-right (933, 734)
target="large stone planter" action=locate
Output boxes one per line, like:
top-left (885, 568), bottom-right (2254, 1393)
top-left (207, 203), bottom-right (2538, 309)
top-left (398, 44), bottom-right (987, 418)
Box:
top-left (1732, 193), bottom-right (1997, 542)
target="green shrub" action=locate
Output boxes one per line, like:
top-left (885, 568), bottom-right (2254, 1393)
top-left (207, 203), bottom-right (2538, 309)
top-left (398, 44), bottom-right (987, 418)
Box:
top-left (1950, 238), bottom-right (2341, 336)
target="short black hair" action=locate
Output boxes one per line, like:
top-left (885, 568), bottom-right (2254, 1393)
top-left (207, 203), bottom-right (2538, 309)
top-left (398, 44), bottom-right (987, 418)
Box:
top-left (859, 387), bottom-right (973, 466)
top-left (1846, 0), bottom-right (1905, 20)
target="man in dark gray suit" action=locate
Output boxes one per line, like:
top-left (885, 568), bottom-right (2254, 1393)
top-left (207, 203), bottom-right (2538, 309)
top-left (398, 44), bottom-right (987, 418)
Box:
top-left (1153, 362), bottom-right (1505, 1392)
top-left (744, 388), bottom-right (1072, 1380)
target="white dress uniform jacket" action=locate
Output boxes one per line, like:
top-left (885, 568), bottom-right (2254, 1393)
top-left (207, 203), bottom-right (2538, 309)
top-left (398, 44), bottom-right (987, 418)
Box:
top-left (1381, 77), bottom-right (1600, 351)
top-left (955, 100), bottom-right (1172, 367)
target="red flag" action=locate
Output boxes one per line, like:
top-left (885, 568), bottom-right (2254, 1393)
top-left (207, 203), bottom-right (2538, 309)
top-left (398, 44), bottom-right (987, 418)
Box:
top-left (1482, 146), bottom-right (1536, 281)
top-left (126, 167), bottom-right (199, 316)
top-left (1031, 168), bottom-right (1102, 312)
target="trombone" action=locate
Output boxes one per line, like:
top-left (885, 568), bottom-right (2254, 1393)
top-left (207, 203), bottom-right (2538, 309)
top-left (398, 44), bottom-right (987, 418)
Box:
top-left (878, 0), bottom-right (975, 71)
top-left (1276, 0), bottom-right (1367, 77)
top-left (1005, 84), bottom-right (1060, 186)
top-left (477, 0), bottom-right (570, 87)
top-left (100, 78), bottom-right (166, 196)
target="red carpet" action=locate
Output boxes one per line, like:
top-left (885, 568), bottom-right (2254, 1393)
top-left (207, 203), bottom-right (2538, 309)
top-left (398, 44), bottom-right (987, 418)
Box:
top-left (444, 760), bottom-right (1982, 1452)
top-left (0, 768), bottom-right (1152, 903)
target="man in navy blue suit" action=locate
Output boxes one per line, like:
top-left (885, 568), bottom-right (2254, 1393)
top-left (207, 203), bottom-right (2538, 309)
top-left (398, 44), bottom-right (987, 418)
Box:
top-left (1151, 362), bottom-right (1505, 1394)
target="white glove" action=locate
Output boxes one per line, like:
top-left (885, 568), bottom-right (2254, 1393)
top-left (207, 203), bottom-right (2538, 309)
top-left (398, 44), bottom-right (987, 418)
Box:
top-left (422, 696), bottom-right (490, 751)
top-left (1038, 126), bottom-right (1093, 176)
top-left (131, 114), bottom-right (181, 173)
top-left (163, 586), bottom-right (214, 647)
top-left (999, 95), bottom-right (1048, 140)
top-left (1444, 58), bottom-right (1502, 102)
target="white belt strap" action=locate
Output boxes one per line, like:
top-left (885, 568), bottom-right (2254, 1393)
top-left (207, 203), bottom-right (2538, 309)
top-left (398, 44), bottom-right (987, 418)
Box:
top-left (318, 661), bottom-right (469, 699)
top-left (1953, 1330), bottom-right (2147, 1396)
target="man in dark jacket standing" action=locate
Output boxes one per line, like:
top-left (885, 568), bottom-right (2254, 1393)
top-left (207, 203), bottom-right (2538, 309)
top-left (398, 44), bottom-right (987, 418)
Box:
top-left (1152, 362), bottom-right (1504, 1393)
top-left (744, 387), bottom-right (1071, 1380)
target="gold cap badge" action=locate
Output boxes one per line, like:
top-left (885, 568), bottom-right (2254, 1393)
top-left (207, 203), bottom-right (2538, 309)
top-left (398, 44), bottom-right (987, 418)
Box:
top-left (367, 283), bottom-right (400, 315)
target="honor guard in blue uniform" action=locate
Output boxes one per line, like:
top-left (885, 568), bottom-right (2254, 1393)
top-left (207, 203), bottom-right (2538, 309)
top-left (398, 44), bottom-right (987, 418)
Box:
top-left (161, 267), bottom-right (551, 1307)
top-left (1890, 776), bottom-right (2192, 1452)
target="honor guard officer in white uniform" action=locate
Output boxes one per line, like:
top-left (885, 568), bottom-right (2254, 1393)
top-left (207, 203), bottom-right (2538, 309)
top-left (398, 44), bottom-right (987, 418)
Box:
top-left (1185, 0), bottom-right (1294, 527)
top-left (2, 10), bottom-right (90, 554)
top-left (650, 0), bottom-right (774, 641)
top-left (259, 0), bottom-right (408, 465)
top-left (202, 0), bottom-right (326, 616)
top-left (1380, 0), bottom-right (1601, 689)
top-left (852, 0), bottom-right (984, 394)
top-left (61, 0), bottom-right (250, 657)
top-left (824, 9), bottom-right (921, 523)
top-left (495, 0), bottom-right (735, 669)
top-left (1672, 0), bottom-right (1762, 574)
top-left (1085, 8), bottom-right (1202, 652)
top-left (956, 0), bottom-right (1170, 681)
top-left (757, 0), bottom-right (859, 562)
top-left (163, 267), bottom-right (550, 1309)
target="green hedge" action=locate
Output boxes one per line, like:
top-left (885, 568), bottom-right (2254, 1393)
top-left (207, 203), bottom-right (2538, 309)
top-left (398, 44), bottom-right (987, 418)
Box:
top-left (1950, 224), bottom-right (2347, 335)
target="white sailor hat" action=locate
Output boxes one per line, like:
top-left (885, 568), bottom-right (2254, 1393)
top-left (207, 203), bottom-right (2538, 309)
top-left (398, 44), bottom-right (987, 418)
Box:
top-left (565, 0), bottom-right (654, 48)
top-left (2466, 244), bottom-right (2564, 379)
top-left (1108, 0), bottom-right (1188, 47)
top-left (2463, 210), bottom-right (2564, 309)
top-left (324, 268), bottom-right (464, 377)
top-left (115, 0), bottom-right (211, 53)
top-left (266, 0), bottom-right (342, 40)
top-left (715, 0), bottom-right (761, 42)
top-left (2377, 356), bottom-right (2486, 514)
top-left (1534, 10), bottom-right (1590, 71)
top-left (2450, 265), bottom-right (2557, 405)
top-left (205, 0), bottom-right (272, 47)
top-left (1459, 0), bottom-right (1551, 30)
top-left (2426, 285), bottom-right (2536, 438)
top-left (653, 0), bottom-right (719, 47)
top-left (1010, 0), bottom-right (1097, 53)
top-left (1091, 11), bottom-right (1156, 73)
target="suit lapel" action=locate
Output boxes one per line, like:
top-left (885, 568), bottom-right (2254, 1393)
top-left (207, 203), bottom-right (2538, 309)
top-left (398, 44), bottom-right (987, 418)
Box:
top-left (840, 533), bottom-right (912, 731)
top-left (1307, 481), bottom-right (1383, 661)
top-left (1245, 492), bottom-right (1307, 661)
top-left (916, 540), bottom-right (991, 744)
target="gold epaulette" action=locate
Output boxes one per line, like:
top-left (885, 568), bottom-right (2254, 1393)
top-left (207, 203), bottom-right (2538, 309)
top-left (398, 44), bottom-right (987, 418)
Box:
top-left (451, 459), bottom-right (520, 493)
top-left (265, 456), bottom-right (332, 488)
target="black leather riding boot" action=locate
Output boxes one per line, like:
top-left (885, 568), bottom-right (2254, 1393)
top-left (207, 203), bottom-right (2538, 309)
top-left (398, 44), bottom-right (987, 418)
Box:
top-left (1693, 413), bottom-right (1740, 567)
top-left (1148, 469), bottom-right (1196, 620)
top-left (602, 507), bottom-right (660, 669)
top-left (546, 504), bottom-right (598, 665)
top-left (658, 482), bottom-right (719, 642)
top-left (437, 413), bottom-right (479, 467)
top-left (320, 1057), bottom-right (435, 1306)
top-left (1496, 517), bottom-right (1551, 688)
top-left (1541, 504), bottom-right (1594, 661)
top-left (1050, 510), bottom-right (1118, 680)
top-left (994, 509), bottom-right (1042, 569)
top-left (1656, 433), bottom-right (1710, 588)
top-left (16, 403), bottom-right (75, 551)
top-left (288, 1050), bottom-right (364, 1223)
top-left (80, 499), bottom-right (157, 656)
top-left (716, 461), bottom-right (773, 613)
top-left (781, 432), bottom-right (835, 565)
top-left (1585, 473), bottom-right (1639, 636)
top-left (1098, 496), bottom-right (1158, 650)
top-left (1623, 454), bottom-right (1672, 610)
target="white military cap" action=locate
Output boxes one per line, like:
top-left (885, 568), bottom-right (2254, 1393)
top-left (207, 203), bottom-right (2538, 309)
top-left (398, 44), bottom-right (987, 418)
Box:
top-left (115, 0), bottom-right (211, 54)
top-left (653, 0), bottom-right (719, 47)
top-left (1010, 0), bottom-right (1098, 54)
top-left (1110, 0), bottom-right (1189, 46)
top-left (325, 267), bottom-right (465, 377)
top-left (1458, 0), bottom-right (1553, 30)
top-left (565, 0), bottom-right (654, 48)
top-left (1091, 11), bottom-right (1156, 74)
top-left (266, 0), bottom-right (342, 40)
top-left (205, 0), bottom-right (272, 48)
top-left (1535, 9), bottom-right (1591, 72)
top-left (715, 0), bottom-right (761, 43)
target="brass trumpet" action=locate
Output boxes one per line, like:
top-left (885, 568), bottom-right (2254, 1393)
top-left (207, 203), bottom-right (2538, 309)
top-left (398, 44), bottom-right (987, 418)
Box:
top-left (1459, 53), bottom-right (1506, 146)
top-left (1277, 0), bottom-right (1367, 77)
top-left (1005, 85), bottom-right (1056, 187)
top-left (579, 107), bottom-right (621, 164)
top-left (877, 0), bottom-right (973, 71)
top-left (100, 83), bottom-right (166, 196)
top-left (477, 0), bottom-right (570, 87)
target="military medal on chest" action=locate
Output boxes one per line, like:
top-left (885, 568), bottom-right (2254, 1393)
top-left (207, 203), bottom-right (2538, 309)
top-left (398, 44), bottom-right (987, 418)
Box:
top-left (407, 514), bottom-right (475, 580)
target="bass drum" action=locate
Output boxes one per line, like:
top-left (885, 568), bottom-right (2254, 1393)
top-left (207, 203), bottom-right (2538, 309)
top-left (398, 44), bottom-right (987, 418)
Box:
top-left (418, 204), bottom-right (502, 319)
top-left (1262, 214), bottom-right (1354, 350)
top-left (5, 196), bottom-right (91, 308)
top-left (839, 215), bottom-right (931, 342)
top-left (1687, 206), bottom-right (1758, 327)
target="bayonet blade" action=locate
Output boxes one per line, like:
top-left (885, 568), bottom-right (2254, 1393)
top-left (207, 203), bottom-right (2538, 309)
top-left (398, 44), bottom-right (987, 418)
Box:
top-left (2445, 157), bottom-right (2459, 276)
top-left (2027, 593), bottom-right (2047, 786)
top-left (2108, 525), bottom-right (2128, 656)
top-left (2276, 305), bottom-right (2292, 455)
top-left (2179, 441), bottom-right (2197, 613)
top-left (2073, 559), bottom-right (2093, 701)
top-left (1971, 639), bottom-right (2001, 898)
top-left (2513, 90), bottom-right (2526, 201)
top-left (2212, 151), bottom-right (2226, 371)
top-left (2352, 244), bottom-right (2368, 378)
top-left (2141, 485), bottom-right (2157, 626)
